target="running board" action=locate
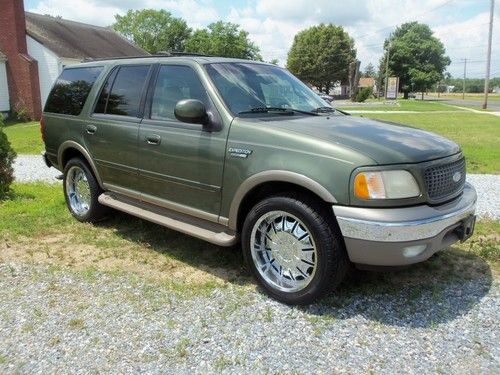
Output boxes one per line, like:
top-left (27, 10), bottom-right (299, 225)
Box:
top-left (98, 193), bottom-right (238, 247)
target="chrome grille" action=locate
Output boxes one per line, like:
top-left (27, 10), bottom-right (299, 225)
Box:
top-left (424, 158), bottom-right (466, 201)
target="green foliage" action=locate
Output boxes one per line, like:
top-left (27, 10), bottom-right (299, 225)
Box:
top-left (443, 77), bottom-right (500, 93)
top-left (381, 22), bottom-right (450, 98)
top-left (113, 9), bottom-right (191, 53)
top-left (0, 118), bottom-right (17, 200)
top-left (354, 86), bottom-right (373, 102)
top-left (185, 21), bottom-right (261, 60)
top-left (362, 63), bottom-right (376, 78)
top-left (14, 105), bottom-right (31, 122)
top-left (287, 24), bottom-right (356, 93)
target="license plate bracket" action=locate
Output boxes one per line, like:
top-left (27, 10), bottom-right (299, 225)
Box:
top-left (457, 215), bottom-right (476, 242)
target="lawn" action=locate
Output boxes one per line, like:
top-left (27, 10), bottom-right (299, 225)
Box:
top-left (2, 121), bottom-right (43, 154)
top-left (359, 112), bottom-right (500, 174)
top-left (0, 183), bottom-right (498, 293)
top-left (336, 99), bottom-right (459, 112)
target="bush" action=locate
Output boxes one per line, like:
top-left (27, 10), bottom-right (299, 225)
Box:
top-left (354, 86), bottom-right (373, 102)
top-left (0, 119), bottom-right (16, 200)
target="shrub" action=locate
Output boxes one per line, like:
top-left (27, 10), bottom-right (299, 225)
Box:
top-left (0, 119), bottom-right (16, 200)
top-left (354, 86), bottom-right (373, 102)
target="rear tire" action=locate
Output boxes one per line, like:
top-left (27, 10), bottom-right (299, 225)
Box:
top-left (63, 158), bottom-right (108, 223)
top-left (242, 194), bottom-right (348, 305)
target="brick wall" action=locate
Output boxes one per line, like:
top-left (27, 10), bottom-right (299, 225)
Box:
top-left (0, 0), bottom-right (42, 120)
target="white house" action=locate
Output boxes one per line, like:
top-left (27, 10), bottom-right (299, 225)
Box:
top-left (0, 1), bottom-right (148, 120)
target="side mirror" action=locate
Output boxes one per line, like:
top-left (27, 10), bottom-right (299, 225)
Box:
top-left (174, 99), bottom-right (208, 125)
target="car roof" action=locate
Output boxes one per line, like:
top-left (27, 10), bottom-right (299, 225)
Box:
top-left (64, 54), bottom-right (273, 69)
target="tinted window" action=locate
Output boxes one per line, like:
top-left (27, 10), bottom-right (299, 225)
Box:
top-left (95, 65), bottom-right (150, 117)
top-left (150, 65), bottom-right (208, 121)
top-left (44, 66), bottom-right (103, 115)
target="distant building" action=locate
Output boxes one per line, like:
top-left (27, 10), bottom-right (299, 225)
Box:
top-left (0, 0), bottom-right (148, 119)
top-left (358, 77), bottom-right (377, 93)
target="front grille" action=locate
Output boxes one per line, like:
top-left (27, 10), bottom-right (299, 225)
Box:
top-left (424, 158), bottom-right (466, 201)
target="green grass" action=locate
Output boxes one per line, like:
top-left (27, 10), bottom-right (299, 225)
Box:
top-left (358, 112), bottom-right (500, 174)
top-left (337, 99), bottom-right (460, 112)
top-left (2, 121), bottom-right (43, 154)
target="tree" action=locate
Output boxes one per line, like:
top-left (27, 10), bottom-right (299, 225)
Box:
top-left (185, 21), bottom-right (261, 60)
top-left (269, 58), bottom-right (280, 65)
top-left (381, 22), bottom-right (450, 99)
top-left (113, 9), bottom-right (191, 53)
top-left (0, 118), bottom-right (16, 200)
top-left (286, 24), bottom-right (356, 94)
top-left (362, 63), bottom-right (376, 78)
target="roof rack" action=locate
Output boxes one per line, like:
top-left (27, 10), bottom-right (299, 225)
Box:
top-left (84, 51), bottom-right (211, 62)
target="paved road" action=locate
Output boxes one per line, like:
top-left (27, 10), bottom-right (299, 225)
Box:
top-left (423, 96), bottom-right (500, 111)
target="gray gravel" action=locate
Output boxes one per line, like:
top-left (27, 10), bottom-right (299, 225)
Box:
top-left (0, 262), bottom-right (498, 374)
top-left (12, 155), bottom-right (500, 219)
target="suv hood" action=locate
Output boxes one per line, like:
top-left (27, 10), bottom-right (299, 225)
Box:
top-left (263, 114), bottom-right (460, 164)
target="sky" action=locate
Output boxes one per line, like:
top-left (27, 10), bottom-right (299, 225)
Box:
top-left (24, 0), bottom-right (499, 78)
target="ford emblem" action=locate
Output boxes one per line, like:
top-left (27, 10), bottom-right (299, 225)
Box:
top-left (452, 172), bottom-right (462, 182)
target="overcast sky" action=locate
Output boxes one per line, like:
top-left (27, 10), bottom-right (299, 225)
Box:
top-left (25, 0), bottom-right (499, 78)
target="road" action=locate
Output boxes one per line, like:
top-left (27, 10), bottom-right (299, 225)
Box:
top-left (423, 96), bottom-right (500, 111)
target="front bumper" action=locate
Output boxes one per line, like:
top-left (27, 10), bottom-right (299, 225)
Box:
top-left (333, 183), bottom-right (477, 266)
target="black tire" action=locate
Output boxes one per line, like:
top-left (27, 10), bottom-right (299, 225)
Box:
top-left (63, 157), bottom-right (108, 223)
top-left (242, 193), bottom-right (348, 305)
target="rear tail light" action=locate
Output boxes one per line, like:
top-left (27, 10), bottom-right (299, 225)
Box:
top-left (40, 116), bottom-right (46, 143)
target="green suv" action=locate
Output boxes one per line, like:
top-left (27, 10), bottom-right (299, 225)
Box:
top-left (42, 55), bottom-right (476, 305)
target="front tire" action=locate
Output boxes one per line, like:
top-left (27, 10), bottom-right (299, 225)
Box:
top-left (242, 194), bottom-right (348, 305)
top-left (63, 158), bottom-right (107, 222)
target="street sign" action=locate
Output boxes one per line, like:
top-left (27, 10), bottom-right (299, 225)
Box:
top-left (386, 77), bottom-right (399, 99)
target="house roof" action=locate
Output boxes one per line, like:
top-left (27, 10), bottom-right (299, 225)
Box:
top-left (359, 77), bottom-right (376, 87)
top-left (25, 12), bottom-right (148, 60)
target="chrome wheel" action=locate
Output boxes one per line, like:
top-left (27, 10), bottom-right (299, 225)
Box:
top-left (250, 211), bottom-right (317, 292)
top-left (65, 166), bottom-right (91, 217)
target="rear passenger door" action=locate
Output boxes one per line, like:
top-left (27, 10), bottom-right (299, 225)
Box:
top-left (138, 64), bottom-right (228, 220)
top-left (85, 64), bottom-right (152, 193)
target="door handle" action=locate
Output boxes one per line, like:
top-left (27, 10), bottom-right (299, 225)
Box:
top-left (145, 134), bottom-right (161, 145)
top-left (86, 125), bottom-right (97, 135)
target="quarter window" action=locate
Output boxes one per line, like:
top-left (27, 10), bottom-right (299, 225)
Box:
top-left (44, 66), bottom-right (103, 115)
top-left (150, 65), bottom-right (208, 121)
top-left (95, 65), bottom-right (150, 117)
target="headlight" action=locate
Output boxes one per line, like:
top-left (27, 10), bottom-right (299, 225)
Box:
top-left (354, 170), bottom-right (420, 199)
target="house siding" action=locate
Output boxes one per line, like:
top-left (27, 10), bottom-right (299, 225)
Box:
top-left (0, 60), bottom-right (9, 111)
top-left (26, 35), bottom-right (61, 106)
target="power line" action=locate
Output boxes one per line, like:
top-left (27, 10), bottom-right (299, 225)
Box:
top-left (355, 0), bottom-right (457, 41)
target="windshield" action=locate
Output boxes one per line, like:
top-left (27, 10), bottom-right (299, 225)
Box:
top-left (204, 63), bottom-right (333, 115)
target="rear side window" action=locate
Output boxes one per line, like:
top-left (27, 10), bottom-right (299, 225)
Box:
top-left (94, 65), bottom-right (150, 117)
top-left (44, 66), bottom-right (103, 115)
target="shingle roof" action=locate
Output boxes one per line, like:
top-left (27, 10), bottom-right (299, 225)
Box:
top-left (25, 12), bottom-right (149, 59)
top-left (359, 77), bottom-right (376, 87)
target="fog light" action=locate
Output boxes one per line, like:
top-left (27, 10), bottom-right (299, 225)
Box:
top-left (402, 245), bottom-right (427, 258)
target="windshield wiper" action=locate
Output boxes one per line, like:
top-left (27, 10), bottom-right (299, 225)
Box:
top-left (238, 107), bottom-right (294, 115)
top-left (312, 106), bottom-right (350, 115)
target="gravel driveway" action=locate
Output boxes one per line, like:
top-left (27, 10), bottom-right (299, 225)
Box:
top-left (13, 155), bottom-right (500, 219)
top-left (0, 262), bottom-right (498, 374)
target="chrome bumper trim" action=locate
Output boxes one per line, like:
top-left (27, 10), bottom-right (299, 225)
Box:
top-left (333, 183), bottom-right (477, 243)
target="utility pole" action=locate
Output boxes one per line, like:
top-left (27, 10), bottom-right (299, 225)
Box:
top-left (462, 58), bottom-right (467, 100)
top-left (483, 0), bottom-right (495, 109)
top-left (384, 42), bottom-right (391, 99)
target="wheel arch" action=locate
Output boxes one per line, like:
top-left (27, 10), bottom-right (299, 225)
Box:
top-left (228, 170), bottom-right (337, 231)
top-left (58, 141), bottom-right (103, 188)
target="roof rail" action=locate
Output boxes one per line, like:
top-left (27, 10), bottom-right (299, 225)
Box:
top-left (83, 51), bottom-right (211, 62)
